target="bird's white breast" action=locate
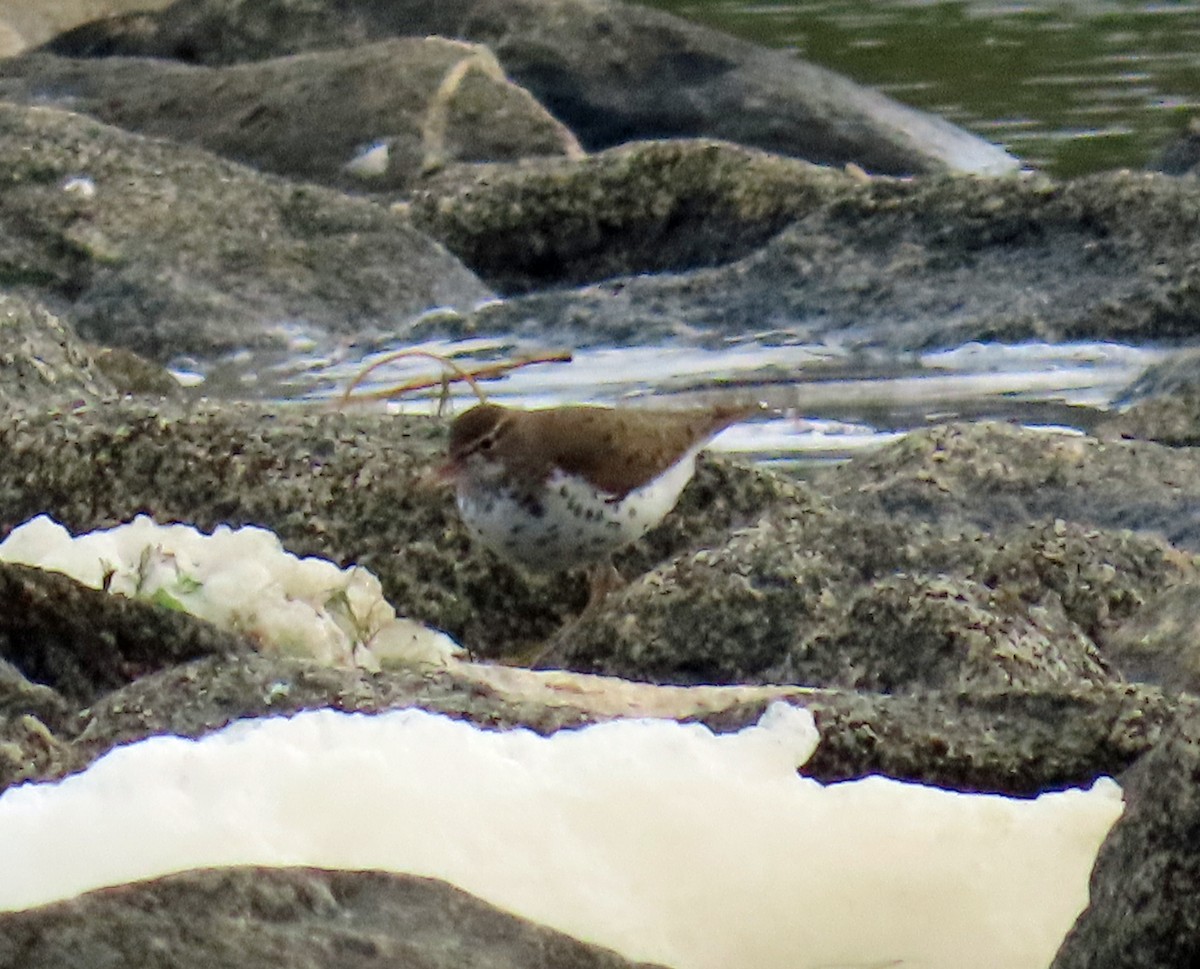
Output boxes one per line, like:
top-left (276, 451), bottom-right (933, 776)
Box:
top-left (456, 450), bottom-right (700, 572)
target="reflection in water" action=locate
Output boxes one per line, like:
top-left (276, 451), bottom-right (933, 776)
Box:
top-left (637, 0), bottom-right (1200, 175)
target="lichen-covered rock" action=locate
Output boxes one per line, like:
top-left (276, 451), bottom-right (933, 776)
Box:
top-left (451, 169), bottom-right (1200, 350)
top-left (407, 140), bottom-right (855, 292)
top-left (1097, 391), bottom-right (1200, 446)
top-left (0, 645), bottom-right (1175, 802)
top-left (542, 509), bottom-right (1172, 692)
top-left (0, 40), bottom-right (579, 192)
top-left (0, 561), bottom-right (252, 706)
top-left (1095, 348), bottom-right (1200, 445)
top-left (818, 421), bottom-right (1200, 549)
top-left (1099, 583), bottom-right (1200, 694)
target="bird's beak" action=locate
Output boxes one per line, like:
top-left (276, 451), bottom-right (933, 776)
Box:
top-left (417, 459), bottom-right (460, 491)
top-left (435, 458), bottom-right (461, 483)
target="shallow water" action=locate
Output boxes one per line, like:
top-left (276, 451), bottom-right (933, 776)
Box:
top-left (179, 335), bottom-right (1166, 469)
top-left (637, 0), bottom-right (1200, 176)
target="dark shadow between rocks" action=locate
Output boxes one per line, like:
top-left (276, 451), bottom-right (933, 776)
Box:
top-left (0, 561), bottom-right (251, 706)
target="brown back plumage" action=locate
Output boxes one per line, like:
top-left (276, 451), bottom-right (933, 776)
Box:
top-left (448, 402), bottom-right (753, 499)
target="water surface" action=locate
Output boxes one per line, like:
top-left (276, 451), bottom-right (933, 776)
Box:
top-left (638, 0), bottom-right (1200, 175)
top-left (182, 334), bottom-right (1165, 469)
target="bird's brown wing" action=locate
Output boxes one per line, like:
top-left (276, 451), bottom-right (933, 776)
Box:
top-left (529, 404), bottom-right (753, 498)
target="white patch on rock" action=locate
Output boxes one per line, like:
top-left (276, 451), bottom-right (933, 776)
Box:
top-left (344, 140), bottom-right (391, 178)
top-left (0, 514), bottom-right (462, 669)
top-left (0, 702), bottom-right (1122, 969)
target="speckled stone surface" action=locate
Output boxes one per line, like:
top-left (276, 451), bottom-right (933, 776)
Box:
top-left (818, 420), bottom-right (1200, 549)
top-left (543, 507), bottom-right (1186, 689)
top-left (0, 868), bottom-right (670, 969)
top-left (0, 648), bottom-right (1178, 801)
top-left (0, 292), bottom-right (114, 408)
top-left (407, 141), bottom-right (855, 293)
top-left (451, 169), bottom-right (1200, 351)
top-left (1054, 704), bottom-right (1200, 968)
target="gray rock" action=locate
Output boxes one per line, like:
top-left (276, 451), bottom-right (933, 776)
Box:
top-left (1100, 583), bottom-right (1200, 695)
top-left (1112, 347), bottom-right (1200, 405)
top-left (0, 291), bottom-right (176, 405)
top-left (0, 709), bottom-right (73, 795)
top-left (1053, 705), bottom-right (1200, 969)
top-left (818, 421), bottom-right (1200, 551)
top-left (0, 867), bottom-right (669, 969)
top-left (1148, 116), bottom-right (1200, 176)
top-left (407, 140), bottom-right (853, 293)
top-left (45, 0), bottom-right (1019, 176)
top-left (0, 659), bottom-right (75, 793)
top-left (453, 168), bottom-right (1200, 350)
top-left (0, 40), bottom-right (579, 192)
top-left (0, 292), bottom-right (116, 408)
top-left (797, 683), bottom-right (1175, 797)
top-left (0, 660), bottom-right (71, 728)
top-left (0, 100), bottom-right (490, 361)
top-left (0, 561), bottom-right (252, 707)
top-left (1097, 393), bottom-right (1200, 447)
top-left (0, 0), bottom-right (174, 53)
top-left (1096, 348), bottom-right (1200, 445)
top-left (542, 508), bottom-right (1176, 691)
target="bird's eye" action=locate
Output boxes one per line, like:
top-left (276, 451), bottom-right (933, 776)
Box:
top-left (479, 437), bottom-right (494, 451)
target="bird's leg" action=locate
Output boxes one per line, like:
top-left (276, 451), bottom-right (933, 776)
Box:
top-left (529, 557), bottom-right (625, 670)
top-left (583, 557), bottom-right (626, 616)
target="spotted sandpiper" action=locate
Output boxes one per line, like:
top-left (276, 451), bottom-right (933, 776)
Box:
top-left (438, 401), bottom-right (752, 574)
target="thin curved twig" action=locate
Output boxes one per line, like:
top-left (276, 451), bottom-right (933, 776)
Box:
top-left (337, 349), bottom-right (573, 409)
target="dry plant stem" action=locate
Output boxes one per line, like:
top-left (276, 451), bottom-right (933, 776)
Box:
top-left (338, 350), bottom-right (573, 407)
top-left (337, 349), bottom-right (487, 407)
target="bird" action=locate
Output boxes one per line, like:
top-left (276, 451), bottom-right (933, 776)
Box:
top-left (437, 401), bottom-right (753, 577)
